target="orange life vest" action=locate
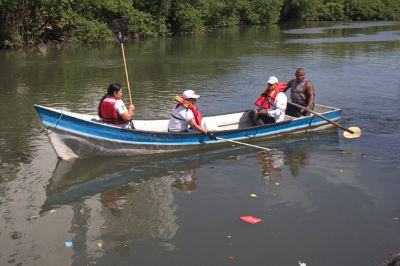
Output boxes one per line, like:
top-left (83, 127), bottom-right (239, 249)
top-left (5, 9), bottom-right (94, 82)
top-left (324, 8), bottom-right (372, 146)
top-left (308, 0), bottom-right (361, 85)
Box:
top-left (174, 95), bottom-right (203, 126)
top-left (254, 82), bottom-right (288, 109)
top-left (100, 98), bottom-right (129, 125)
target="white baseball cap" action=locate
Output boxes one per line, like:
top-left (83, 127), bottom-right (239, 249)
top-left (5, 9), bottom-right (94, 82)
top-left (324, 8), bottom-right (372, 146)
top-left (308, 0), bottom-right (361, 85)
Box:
top-left (182, 90), bottom-right (200, 99)
top-left (267, 76), bottom-right (278, 84)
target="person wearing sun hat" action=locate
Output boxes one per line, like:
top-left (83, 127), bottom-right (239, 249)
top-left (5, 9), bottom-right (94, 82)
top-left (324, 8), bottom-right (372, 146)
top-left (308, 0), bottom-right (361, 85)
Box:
top-left (248, 76), bottom-right (288, 126)
top-left (168, 90), bottom-right (217, 140)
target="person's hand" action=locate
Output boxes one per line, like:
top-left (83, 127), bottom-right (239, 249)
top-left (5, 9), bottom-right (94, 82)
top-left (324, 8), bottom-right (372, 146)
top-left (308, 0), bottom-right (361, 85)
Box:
top-left (121, 104), bottom-right (135, 121)
top-left (259, 109), bottom-right (269, 115)
top-left (254, 109), bottom-right (259, 114)
top-left (207, 131), bottom-right (217, 140)
top-left (305, 105), bottom-right (312, 111)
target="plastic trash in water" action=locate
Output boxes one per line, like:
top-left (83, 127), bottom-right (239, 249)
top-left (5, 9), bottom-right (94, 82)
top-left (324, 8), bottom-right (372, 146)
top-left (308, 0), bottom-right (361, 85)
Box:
top-left (65, 242), bottom-right (73, 247)
top-left (239, 216), bottom-right (263, 224)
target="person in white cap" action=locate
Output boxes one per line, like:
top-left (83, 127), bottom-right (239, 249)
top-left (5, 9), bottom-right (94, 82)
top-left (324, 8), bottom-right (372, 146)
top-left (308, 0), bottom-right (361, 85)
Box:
top-left (248, 76), bottom-right (288, 126)
top-left (168, 90), bottom-right (217, 140)
top-left (284, 68), bottom-right (315, 117)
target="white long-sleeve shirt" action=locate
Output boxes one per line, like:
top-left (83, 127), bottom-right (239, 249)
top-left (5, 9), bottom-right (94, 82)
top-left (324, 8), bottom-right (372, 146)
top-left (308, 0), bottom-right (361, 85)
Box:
top-left (254, 92), bottom-right (287, 122)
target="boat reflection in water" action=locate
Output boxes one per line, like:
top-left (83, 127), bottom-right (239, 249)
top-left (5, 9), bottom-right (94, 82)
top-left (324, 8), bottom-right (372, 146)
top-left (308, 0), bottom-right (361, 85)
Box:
top-left (99, 175), bottom-right (179, 253)
top-left (42, 149), bottom-right (214, 256)
top-left (98, 167), bottom-right (198, 254)
top-left (249, 129), bottom-right (339, 182)
top-left (41, 129), bottom-right (342, 258)
top-left (171, 169), bottom-right (198, 193)
top-left (256, 151), bottom-right (285, 181)
top-left (256, 143), bottom-right (313, 181)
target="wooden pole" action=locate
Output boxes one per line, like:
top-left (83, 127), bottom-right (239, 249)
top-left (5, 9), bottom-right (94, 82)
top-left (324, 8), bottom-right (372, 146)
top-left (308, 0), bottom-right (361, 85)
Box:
top-left (287, 101), bottom-right (354, 134)
top-left (216, 137), bottom-right (274, 151)
top-left (120, 42), bottom-right (132, 105)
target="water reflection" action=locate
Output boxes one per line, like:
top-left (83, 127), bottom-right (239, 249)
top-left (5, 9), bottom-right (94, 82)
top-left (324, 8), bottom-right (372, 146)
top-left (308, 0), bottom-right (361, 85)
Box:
top-left (42, 132), bottom-right (342, 205)
top-left (171, 169), bottom-right (198, 193)
top-left (256, 151), bottom-right (284, 181)
top-left (99, 176), bottom-right (178, 252)
top-left (281, 21), bottom-right (400, 34)
top-left (40, 131), bottom-right (343, 260)
top-left (41, 151), bottom-right (216, 257)
top-left (43, 157), bottom-right (144, 204)
top-left (241, 132), bottom-right (338, 181)
top-left (101, 186), bottom-right (137, 215)
top-left (285, 147), bottom-right (311, 178)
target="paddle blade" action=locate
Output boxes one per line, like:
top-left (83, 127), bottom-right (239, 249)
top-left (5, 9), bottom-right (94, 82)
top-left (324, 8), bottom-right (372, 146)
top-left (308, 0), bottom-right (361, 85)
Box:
top-left (343, 127), bottom-right (361, 139)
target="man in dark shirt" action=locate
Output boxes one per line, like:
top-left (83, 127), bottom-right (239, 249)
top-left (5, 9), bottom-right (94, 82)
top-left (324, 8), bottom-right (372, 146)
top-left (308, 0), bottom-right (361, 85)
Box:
top-left (284, 68), bottom-right (315, 117)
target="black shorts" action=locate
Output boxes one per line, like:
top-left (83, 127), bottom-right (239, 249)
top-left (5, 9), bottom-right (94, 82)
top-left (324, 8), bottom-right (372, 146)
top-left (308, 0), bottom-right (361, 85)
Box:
top-left (248, 110), bottom-right (275, 126)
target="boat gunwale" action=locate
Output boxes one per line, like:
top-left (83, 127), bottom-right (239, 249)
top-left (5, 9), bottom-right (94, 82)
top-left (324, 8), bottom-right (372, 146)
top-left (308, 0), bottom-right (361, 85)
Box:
top-left (34, 104), bottom-right (342, 137)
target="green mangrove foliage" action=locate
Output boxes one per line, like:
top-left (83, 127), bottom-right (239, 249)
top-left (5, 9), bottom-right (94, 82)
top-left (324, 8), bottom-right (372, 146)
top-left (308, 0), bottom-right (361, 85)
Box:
top-left (1, 0), bottom-right (399, 48)
top-left (280, 0), bottom-right (400, 21)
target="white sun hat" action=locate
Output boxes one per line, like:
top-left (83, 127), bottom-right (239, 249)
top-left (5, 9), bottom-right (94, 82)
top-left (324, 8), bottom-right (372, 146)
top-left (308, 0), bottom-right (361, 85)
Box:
top-left (182, 90), bottom-right (200, 99)
top-left (267, 76), bottom-right (278, 84)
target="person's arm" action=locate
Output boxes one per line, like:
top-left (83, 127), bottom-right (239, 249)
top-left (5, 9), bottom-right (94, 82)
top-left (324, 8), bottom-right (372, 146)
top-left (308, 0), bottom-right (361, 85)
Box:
top-left (255, 101), bottom-right (271, 115)
top-left (254, 106), bottom-right (263, 114)
top-left (188, 118), bottom-right (207, 134)
top-left (258, 109), bottom-right (270, 115)
top-left (284, 79), bottom-right (294, 93)
top-left (188, 118), bottom-right (216, 140)
top-left (267, 93), bottom-right (287, 118)
top-left (304, 81), bottom-right (315, 110)
top-left (120, 104), bottom-right (135, 121)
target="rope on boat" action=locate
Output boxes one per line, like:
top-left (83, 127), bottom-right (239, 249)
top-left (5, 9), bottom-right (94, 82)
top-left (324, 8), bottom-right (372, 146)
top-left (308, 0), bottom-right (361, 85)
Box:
top-left (40, 112), bottom-right (63, 135)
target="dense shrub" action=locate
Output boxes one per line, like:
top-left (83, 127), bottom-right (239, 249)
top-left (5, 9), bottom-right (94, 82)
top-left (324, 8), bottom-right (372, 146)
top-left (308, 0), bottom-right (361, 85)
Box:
top-left (126, 9), bottom-right (166, 37)
top-left (0, 0), bottom-right (399, 48)
top-left (202, 0), bottom-right (241, 26)
top-left (68, 18), bottom-right (114, 43)
top-left (320, 2), bottom-right (346, 21)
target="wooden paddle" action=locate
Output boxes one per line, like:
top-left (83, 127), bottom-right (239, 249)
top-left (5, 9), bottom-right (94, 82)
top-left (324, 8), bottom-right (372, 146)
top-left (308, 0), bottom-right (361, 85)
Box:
top-left (117, 32), bottom-right (133, 105)
top-left (287, 101), bottom-right (361, 138)
top-left (216, 137), bottom-right (275, 151)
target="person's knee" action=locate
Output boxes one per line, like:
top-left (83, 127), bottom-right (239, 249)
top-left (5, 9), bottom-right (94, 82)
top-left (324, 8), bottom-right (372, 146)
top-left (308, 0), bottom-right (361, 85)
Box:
top-left (248, 110), bottom-right (257, 126)
top-left (286, 107), bottom-right (300, 118)
top-left (248, 110), bottom-right (255, 119)
top-left (255, 119), bottom-right (264, 126)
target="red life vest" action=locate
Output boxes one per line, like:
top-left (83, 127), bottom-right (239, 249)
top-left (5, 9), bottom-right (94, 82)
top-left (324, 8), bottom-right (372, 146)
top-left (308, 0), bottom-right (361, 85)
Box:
top-left (254, 82), bottom-right (287, 109)
top-left (100, 98), bottom-right (129, 125)
top-left (174, 95), bottom-right (203, 126)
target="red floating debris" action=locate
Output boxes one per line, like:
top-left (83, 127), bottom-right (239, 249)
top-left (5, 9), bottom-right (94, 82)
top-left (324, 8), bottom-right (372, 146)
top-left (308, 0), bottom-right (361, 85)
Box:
top-left (239, 216), bottom-right (263, 224)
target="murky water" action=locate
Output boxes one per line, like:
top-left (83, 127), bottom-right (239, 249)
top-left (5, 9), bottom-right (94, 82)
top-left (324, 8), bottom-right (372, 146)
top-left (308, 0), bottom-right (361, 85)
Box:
top-left (0, 21), bottom-right (399, 266)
